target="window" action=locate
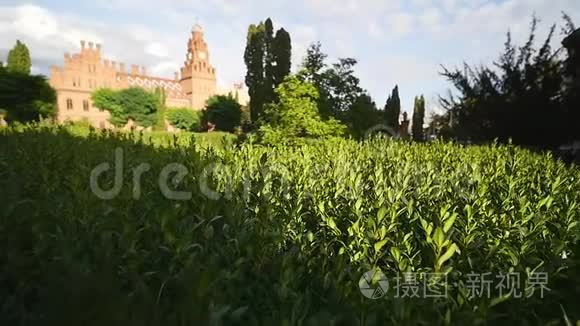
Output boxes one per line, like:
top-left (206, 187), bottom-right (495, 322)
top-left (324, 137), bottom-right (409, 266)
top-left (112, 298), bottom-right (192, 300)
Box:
top-left (66, 98), bottom-right (73, 110)
top-left (83, 100), bottom-right (89, 111)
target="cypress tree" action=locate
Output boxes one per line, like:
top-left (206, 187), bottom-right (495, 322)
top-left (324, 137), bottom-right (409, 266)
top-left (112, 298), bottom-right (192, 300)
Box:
top-left (244, 23), bottom-right (265, 123)
top-left (272, 28), bottom-right (292, 88)
top-left (384, 85), bottom-right (400, 128)
top-left (412, 95), bottom-right (425, 141)
top-left (263, 18), bottom-right (275, 104)
top-left (245, 19), bottom-right (292, 125)
top-left (7, 40), bottom-right (31, 75)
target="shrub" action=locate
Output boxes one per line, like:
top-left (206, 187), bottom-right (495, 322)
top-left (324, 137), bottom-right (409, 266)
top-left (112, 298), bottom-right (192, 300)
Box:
top-left (1, 125), bottom-right (580, 325)
top-left (166, 107), bottom-right (202, 131)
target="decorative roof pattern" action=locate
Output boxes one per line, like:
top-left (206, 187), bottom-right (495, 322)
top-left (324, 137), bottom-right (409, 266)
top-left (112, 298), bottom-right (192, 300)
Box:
top-left (126, 75), bottom-right (188, 99)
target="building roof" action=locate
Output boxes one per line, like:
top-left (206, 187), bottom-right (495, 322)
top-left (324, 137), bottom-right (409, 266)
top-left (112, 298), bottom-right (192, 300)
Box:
top-left (123, 74), bottom-right (188, 100)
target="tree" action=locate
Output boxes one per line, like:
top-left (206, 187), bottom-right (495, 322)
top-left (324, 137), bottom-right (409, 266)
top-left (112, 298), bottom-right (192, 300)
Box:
top-left (259, 75), bottom-right (345, 145)
top-left (244, 23), bottom-right (266, 123)
top-left (440, 17), bottom-right (568, 148)
top-left (384, 85), bottom-right (401, 129)
top-left (300, 42), bottom-right (327, 84)
top-left (263, 18), bottom-right (275, 104)
top-left (324, 58), bottom-right (364, 121)
top-left (166, 108), bottom-right (202, 131)
top-left (272, 28), bottom-right (292, 89)
top-left (92, 88), bottom-right (125, 126)
top-left (298, 43), bottom-right (366, 124)
top-left (244, 19), bottom-right (292, 125)
top-left (91, 87), bottom-right (159, 127)
top-left (347, 94), bottom-right (381, 139)
top-left (7, 40), bottom-right (31, 75)
top-left (412, 95), bottom-right (425, 142)
top-left (203, 95), bottom-right (242, 132)
top-left (0, 71), bottom-right (56, 122)
top-left (562, 14), bottom-right (580, 142)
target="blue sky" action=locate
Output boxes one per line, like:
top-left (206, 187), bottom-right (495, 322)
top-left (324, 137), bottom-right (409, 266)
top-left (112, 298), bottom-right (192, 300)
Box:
top-left (1, 0), bottom-right (578, 117)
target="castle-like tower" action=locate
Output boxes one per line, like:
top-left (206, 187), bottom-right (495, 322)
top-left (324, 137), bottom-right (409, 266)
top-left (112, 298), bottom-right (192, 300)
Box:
top-left (179, 24), bottom-right (217, 110)
top-left (49, 23), bottom-right (241, 129)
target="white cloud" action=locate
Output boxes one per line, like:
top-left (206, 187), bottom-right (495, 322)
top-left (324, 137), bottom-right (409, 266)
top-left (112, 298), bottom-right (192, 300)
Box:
top-left (367, 21), bottom-right (383, 39)
top-left (150, 61), bottom-right (180, 76)
top-left (386, 13), bottom-right (415, 38)
top-left (1, 0), bottom-right (579, 111)
top-left (145, 42), bottom-right (169, 58)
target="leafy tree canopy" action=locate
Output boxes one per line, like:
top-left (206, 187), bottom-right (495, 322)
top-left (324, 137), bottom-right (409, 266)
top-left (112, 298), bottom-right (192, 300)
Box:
top-left (298, 43), bottom-right (368, 124)
top-left (91, 87), bottom-right (159, 127)
top-left (0, 71), bottom-right (56, 122)
top-left (347, 94), bottom-right (381, 140)
top-left (259, 75), bottom-right (346, 145)
top-left (203, 95), bottom-right (242, 132)
top-left (439, 16), bottom-right (573, 147)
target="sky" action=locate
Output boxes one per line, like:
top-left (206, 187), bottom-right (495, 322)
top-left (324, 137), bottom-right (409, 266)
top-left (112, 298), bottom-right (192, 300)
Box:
top-left (0, 0), bottom-right (579, 117)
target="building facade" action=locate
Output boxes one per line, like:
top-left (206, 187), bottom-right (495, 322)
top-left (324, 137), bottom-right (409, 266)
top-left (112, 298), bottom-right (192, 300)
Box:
top-left (49, 24), bottom-right (246, 129)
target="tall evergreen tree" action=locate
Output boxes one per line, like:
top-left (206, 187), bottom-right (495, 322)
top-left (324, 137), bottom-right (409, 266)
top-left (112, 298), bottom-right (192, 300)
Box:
top-left (412, 95), bottom-right (425, 141)
top-left (244, 23), bottom-right (266, 123)
top-left (7, 40), bottom-right (31, 75)
top-left (384, 85), bottom-right (400, 128)
top-left (272, 28), bottom-right (292, 88)
top-left (263, 18), bottom-right (275, 104)
top-left (245, 19), bottom-right (292, 125)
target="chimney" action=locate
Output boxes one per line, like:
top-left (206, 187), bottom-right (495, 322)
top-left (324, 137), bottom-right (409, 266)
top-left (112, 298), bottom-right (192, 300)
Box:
top-left (88, 41), bottom-right (94, 49)
top-left (80, 40), bottom-right (86, 49)
top-left (111, 61), bottom-right (117, 70)
top-left (96, 43), bottom-right (102, 52)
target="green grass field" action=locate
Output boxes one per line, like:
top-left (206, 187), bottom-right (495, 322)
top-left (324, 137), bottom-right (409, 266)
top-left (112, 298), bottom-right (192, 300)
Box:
top-left (1, 124), bottom-right (579, 325)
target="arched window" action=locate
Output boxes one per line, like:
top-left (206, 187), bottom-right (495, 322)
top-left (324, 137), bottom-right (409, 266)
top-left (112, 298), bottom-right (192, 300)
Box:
top-left (83, 100), bottom-right (89, 111)
top-left (66, 99), bottom-right (73, 110)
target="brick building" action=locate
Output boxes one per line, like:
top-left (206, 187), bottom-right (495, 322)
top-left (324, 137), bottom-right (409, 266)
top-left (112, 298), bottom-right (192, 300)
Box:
top-left (49, 24), bottom-right (247, 129)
